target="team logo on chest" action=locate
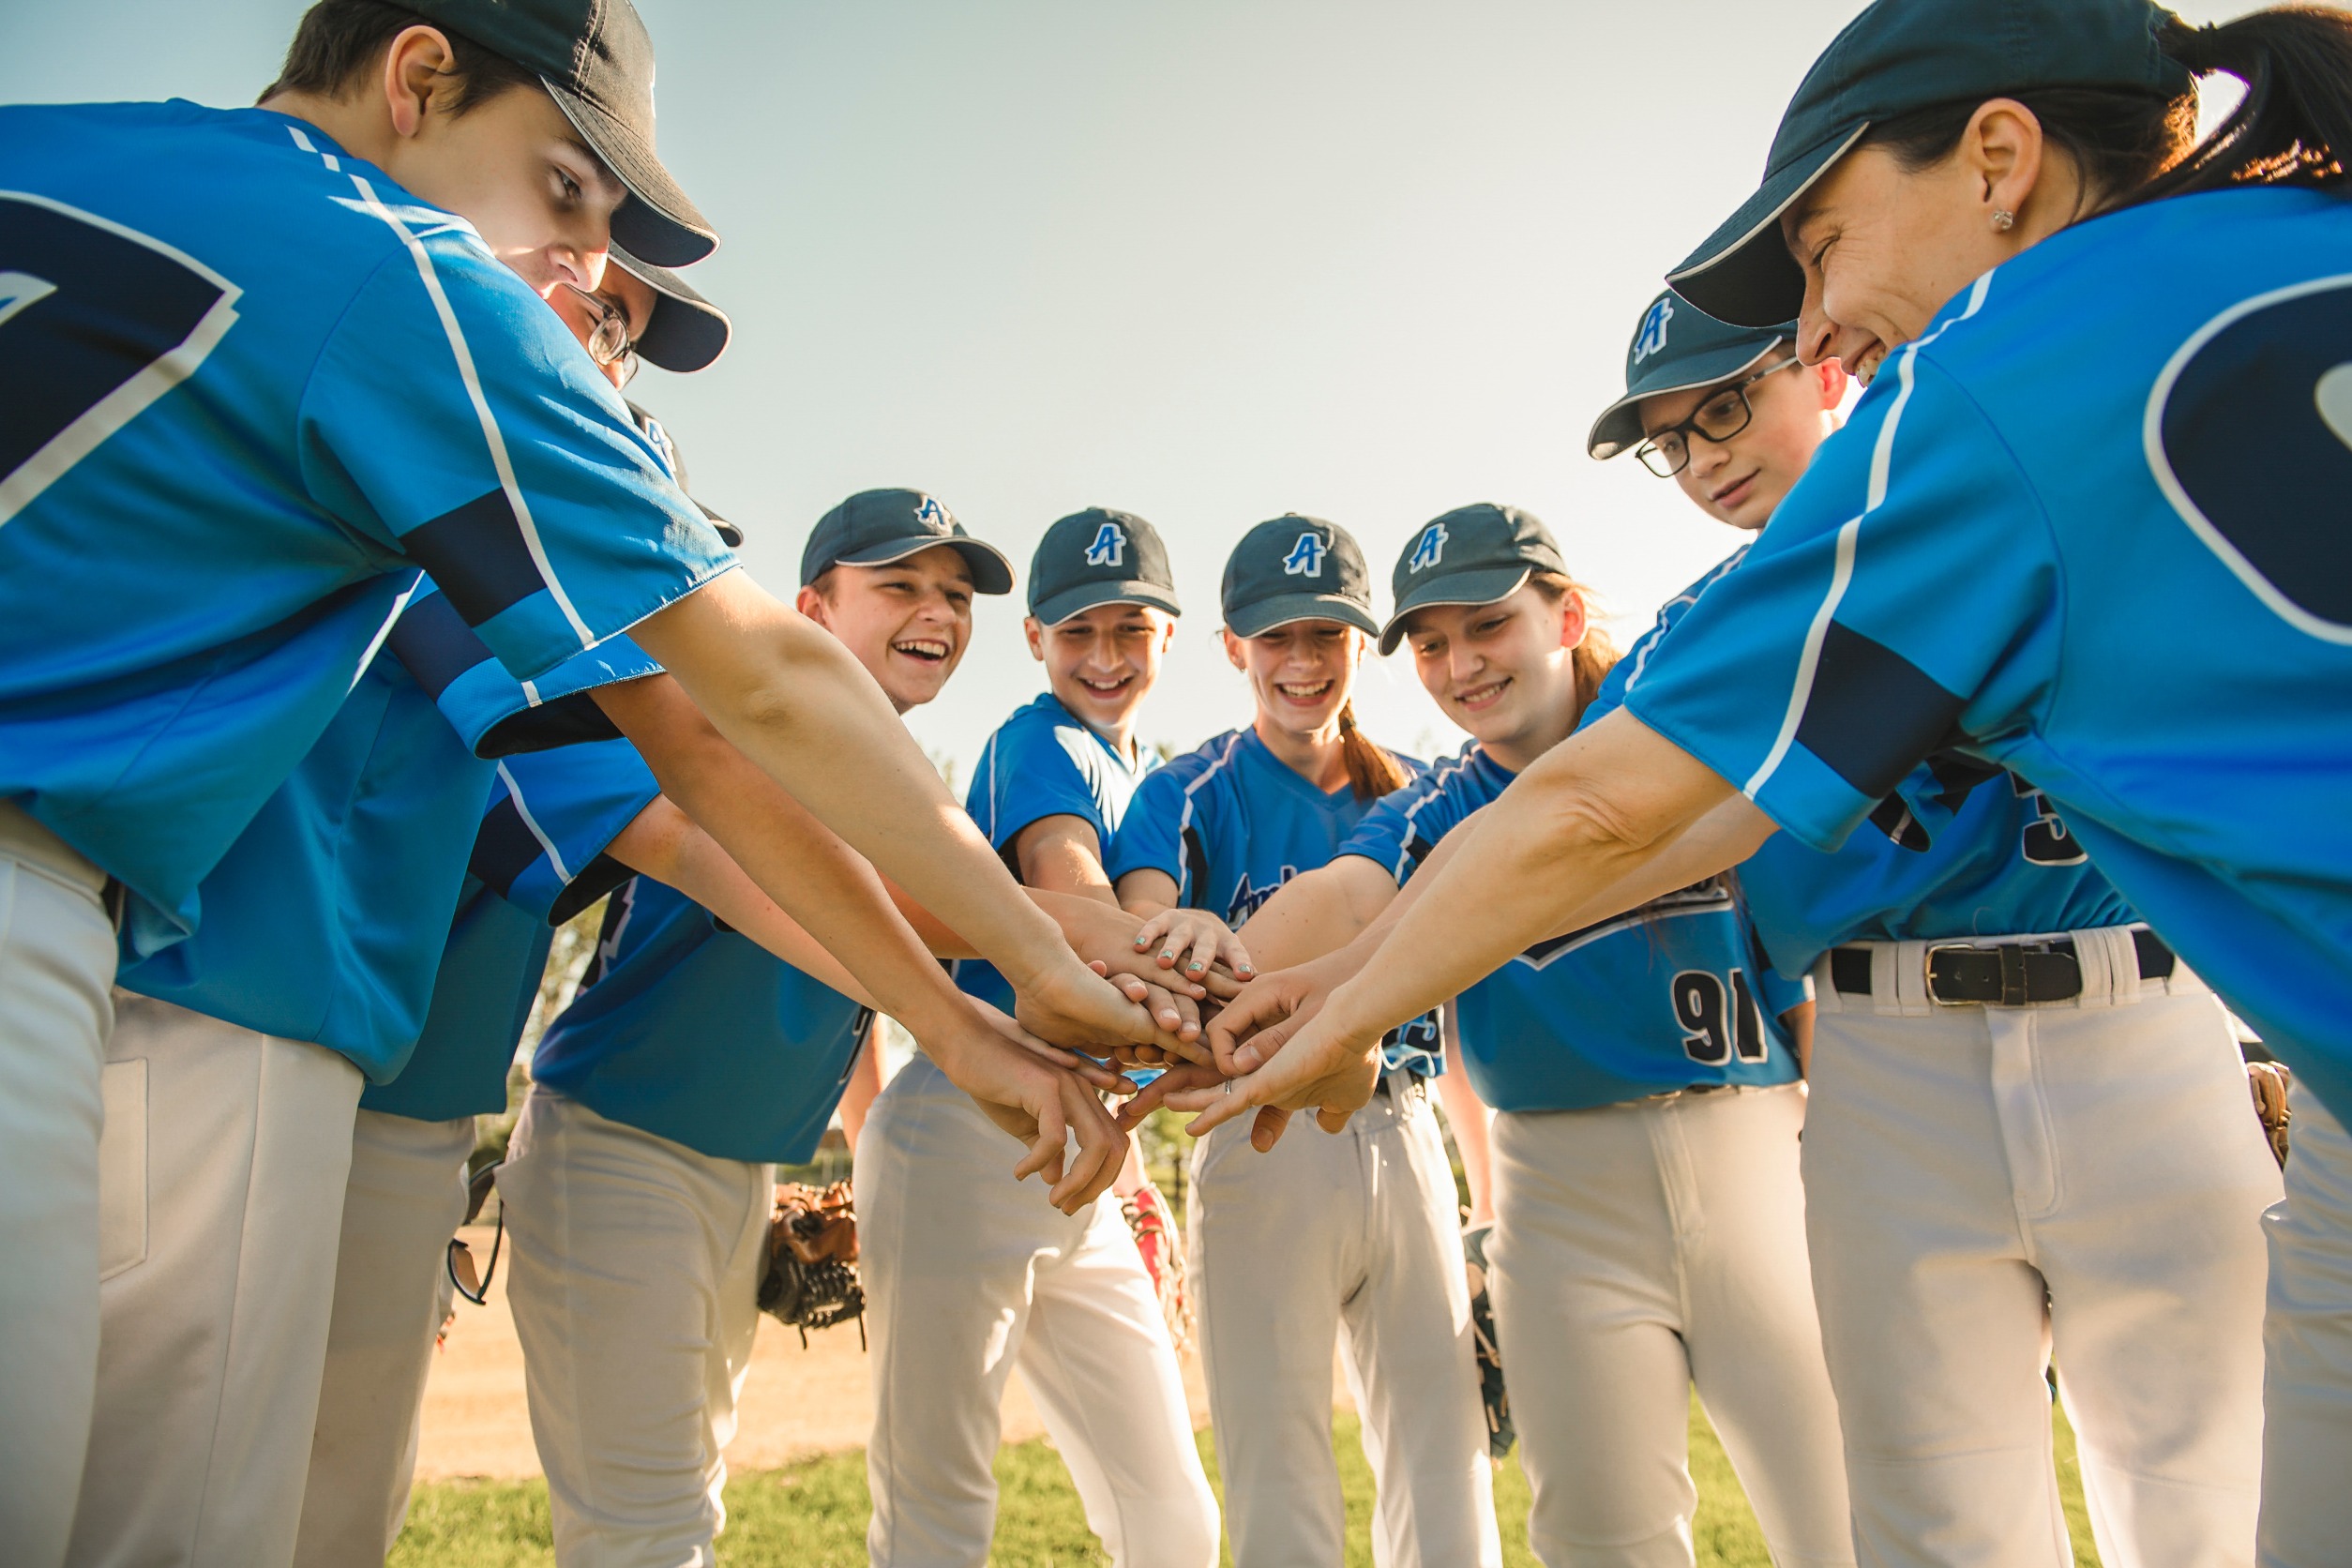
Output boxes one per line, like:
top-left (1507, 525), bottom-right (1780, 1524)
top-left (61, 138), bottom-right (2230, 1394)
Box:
top-left (1226, 866), bottom-right (1300, 923)
top-left (1632, 296), bottom-right (1674, 363)
top-left (1282, 531), bottom-right (1326, 578)
top-left (1407, 521), bottom-right (1448, 573)
top-left (1085, 520), bottom-right (1126, 568)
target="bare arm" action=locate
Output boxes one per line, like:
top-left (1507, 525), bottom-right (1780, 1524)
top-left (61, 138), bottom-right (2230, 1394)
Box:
top-left (837, 1022), bottom-right (883, 1154)
top-left (1432, 1006), bottom-right (1495, 1229)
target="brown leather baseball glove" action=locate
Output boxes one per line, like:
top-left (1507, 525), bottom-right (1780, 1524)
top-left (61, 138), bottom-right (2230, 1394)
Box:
top-left (759, 1181), bottom-right (865, 1346)
top-left (2249, 1060), bottom-right (2293, 1168)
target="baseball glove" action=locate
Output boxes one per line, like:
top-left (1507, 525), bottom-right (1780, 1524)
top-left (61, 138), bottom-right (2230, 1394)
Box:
top-left (2249, 1060), bottom-right (2293, 1168)
top-left (1463, 1223), bottom-right (1515, 1462)
top-left (1123, 1181), bottom-right (1192, 1352)
top-left (759, 1181), bottom-right (866, 1347)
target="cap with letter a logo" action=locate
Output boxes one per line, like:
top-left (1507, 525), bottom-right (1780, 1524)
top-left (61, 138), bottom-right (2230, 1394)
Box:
top-left (800, 489), bottom-right (1014, 593)
top-left (1587, 289), bottom-right (1796, 460)
top-left (1221, 515), bottom-right (1380, 639)
top-left (1027, 507), bottom-right (1181, 626)
top-left (403, 0), bottom-right (718, 264)
top-left (1380, 503), bottom-right (1567, 654)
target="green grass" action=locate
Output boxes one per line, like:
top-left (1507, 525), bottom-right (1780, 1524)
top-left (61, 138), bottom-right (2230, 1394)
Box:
top-left (392, 1398), bottom-right (2103, 1566)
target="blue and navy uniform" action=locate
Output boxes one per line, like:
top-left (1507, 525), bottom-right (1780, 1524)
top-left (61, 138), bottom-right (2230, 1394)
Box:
top-left (954, 692), bottom-right (1152, 1014)
top-left (1625, 188), bottom-right (2352, 1108)
top-left (1108, 727), bottom-right (1444, 1077)
top-left (1585, 548), bottom-right (2133, 979)
top-left (531, 876), bottom-right (871, 1167)
top-left (365, 740), bottom-right (664, 1126)
top-left (1338, 746), bottom-right (1805, 1114)
top-left (0, 102), bottom-right (732, 954)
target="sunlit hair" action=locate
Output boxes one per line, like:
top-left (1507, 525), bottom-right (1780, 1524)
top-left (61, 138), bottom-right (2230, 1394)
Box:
top-left (1862, 7), bottom-right (2352, 216)
top-left (1524, 570), bottom-right (1620, 726)
top-left (261, 0), bottom-right (539, 111)
top-left (1334, 698), bottom-right (1412, 801)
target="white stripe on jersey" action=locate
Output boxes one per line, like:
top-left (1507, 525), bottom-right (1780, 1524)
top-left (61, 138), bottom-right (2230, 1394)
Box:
top-left (323, 151), bottom-right (598, 651)
top-left (1387, 751), bottom-right (1474, 882)
top-left (496, 761), bottom-right (576, 883)
top-left (1173, 731), bottom-right (1248, 904)
top-left (1625, 548), bottom-right (1746, 694)
top-left (283, 124), bottom-right (341, 173)
top-left (1742, 273), bottom-right (1994, 801)
top-left (0, 189), bottom-right (243, 531)
top-left (349, 571), bottom-right (423, 693)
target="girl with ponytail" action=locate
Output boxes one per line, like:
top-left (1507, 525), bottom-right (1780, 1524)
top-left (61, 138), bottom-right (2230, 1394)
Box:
top-left (1108, 515), bottom-right (1503, 1567)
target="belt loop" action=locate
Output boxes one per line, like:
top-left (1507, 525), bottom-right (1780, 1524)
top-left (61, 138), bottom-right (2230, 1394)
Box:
top-left (1883, 940), bottom-right (1933, 1018)
top-left (1812, 953), bottom-right (1846, 1016)
top-left (2083, 926), bottom-right (2138, 1008)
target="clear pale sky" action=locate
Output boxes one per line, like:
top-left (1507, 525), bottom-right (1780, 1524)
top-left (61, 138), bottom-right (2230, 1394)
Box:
top-left (0, 0), bottom-right (2254, 780)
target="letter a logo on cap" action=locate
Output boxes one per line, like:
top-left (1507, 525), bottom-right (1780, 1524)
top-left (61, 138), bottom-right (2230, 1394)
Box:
top-left (1085, 520), bottom-right (1126, 567)
top-left (914, 494), bottom-right (952, 530)
top-left (1408, 522), bottom-right (1448, 573)
top-left (1283, 532), bottom-right (1326, 578)
top-left (1633, 296), bottom-right (1674, 363)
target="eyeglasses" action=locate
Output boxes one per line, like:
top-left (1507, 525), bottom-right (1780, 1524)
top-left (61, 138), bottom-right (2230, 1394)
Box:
top-left (1635, 356), bottom-right (1802, 478)
top-left (445, 1159), bottom-right (505, 1307)
top-left (556, 282), bottom-right (641, 387)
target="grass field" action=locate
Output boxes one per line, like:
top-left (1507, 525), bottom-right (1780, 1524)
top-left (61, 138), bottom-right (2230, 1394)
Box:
top-left (388, 1396), bottom-right (2103, 1566)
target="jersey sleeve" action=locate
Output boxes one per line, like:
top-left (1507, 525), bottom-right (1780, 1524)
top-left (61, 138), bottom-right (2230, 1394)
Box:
top-left (965, 717), bottom-right (1114, 853)
top-left (297, 229), bottom-right (735, 684)
top-left (471, 738), bottom-right (661, 925)
top-left (1622, 354), bottom-right (2062, 853)
top-left (387, 578), bottom-right (661, 757)
top-left (1336, 768), bottom-right (1472, 886)
top-left (1106, 765), bottom-right (1193, 891)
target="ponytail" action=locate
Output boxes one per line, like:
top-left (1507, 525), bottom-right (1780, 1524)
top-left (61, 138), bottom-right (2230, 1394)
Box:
top-left (1335, 700), bottom-right (1413, 801)
top-left (2142, 8), bottom-right (2352, 201)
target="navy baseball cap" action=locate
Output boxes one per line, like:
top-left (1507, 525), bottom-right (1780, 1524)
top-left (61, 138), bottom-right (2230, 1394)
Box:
top-left (408, 0), bottom-right (716, 265)
top-left (1027, 508), bottom-right (1181, 626)
top-left (1222, 516), bottom-right (1380, 640)
top-left (799, 490), bottom-right (1014, 594)
top-left (1588, 292), bottom-right (1794, 460)
top-left (1667, 0), bottom-right (2191, 326)
top-left (607, 245), bottom-right (730, 373)
top-left (1380, 504), bottom-right (1566, 655)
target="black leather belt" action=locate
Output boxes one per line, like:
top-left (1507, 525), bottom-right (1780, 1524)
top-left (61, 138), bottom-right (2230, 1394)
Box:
top-left (1829, 928), bottom-right (2176, 1007)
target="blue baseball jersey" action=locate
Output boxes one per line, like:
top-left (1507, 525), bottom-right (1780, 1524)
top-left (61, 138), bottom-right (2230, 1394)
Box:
top-left (954, 692), bottom-right (1153, 1013)
top-left (1625, 188), bottom-right (2352, 1109)
top-left (113, 586), bottom-right (659, 1082)
top-left (532, 876), bottom-right (872, 1166)
top-left (363, 737), bottom-right (659, 1123)
top-left (0, 101), bottom-right (732, 953)
top-left (1339, 746), bottom-right (1802, 1113)
top-left (1108, 726), bottom-right (1445, 1077)
top-left (1587, 549), bottom-right (2134, 977)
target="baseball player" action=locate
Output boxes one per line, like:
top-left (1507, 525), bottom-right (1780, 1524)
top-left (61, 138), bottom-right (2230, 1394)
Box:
top-left (1106, 517), bottom-right (1502, 1567)
top-left (1186, 505), bottom-right (1852, 1568)
top-left (860, 507), bottom-right (1221, 1568)
top-left (1180, 4), bottom-right (2352, 1564)
top-left (0, 5), bottom-right (1152, 1547)
top-left (1582, 290), bottom-right (2281, 1566)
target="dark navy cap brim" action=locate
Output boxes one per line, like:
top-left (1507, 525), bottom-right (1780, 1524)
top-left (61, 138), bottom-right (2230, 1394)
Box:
top-left (1225, 593), bottom-right (1381, 641)
top-left (694, 499), bottom-right (742, 549)
top-left (547, 79), bottom-right (717, 266)
top-left (608, 248), bottom-right (731, 373)
top-left (1667, 122), bottom-right (1868, 328)
top-left (1377, 566), bottom-right (1532, 655)
top-left (1033, 580), bottom-right (1183, 627)
top-left (835, 535), bottom-right (1015, 596)
top-left (1588, 339), bottom-right (1788, 460)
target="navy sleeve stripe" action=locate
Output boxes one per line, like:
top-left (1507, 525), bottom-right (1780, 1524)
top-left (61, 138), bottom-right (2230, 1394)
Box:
top-left (1795, 621), bottom-right (1967, 801)
top-left (468, 794), bottom-right (543, 898)
top-left (384, 588), bottom-right (492, 700)
top-left (548, 851), bottom-right (633, 926)
top-left (1181, 824), bottom-right (1211, 909)
top-left (401, 489), bottom-right (548, 627)
top-left (475, 690), bottom-right (623, 758)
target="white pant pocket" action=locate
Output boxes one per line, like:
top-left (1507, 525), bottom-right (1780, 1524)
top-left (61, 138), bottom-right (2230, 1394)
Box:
top-left (98, 1057), bottom-right (147, 1281)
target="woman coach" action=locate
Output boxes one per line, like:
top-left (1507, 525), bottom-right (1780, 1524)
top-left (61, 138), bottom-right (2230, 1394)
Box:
top-left (1184, 2), bottom-right (2352, 1562)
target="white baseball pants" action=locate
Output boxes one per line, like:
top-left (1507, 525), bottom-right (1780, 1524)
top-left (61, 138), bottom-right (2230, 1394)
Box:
top-left (858, 1055), bottom-right (1218, 1568)
top-left (294, 1109), bottom-right (475, 1568)
top-left (1806, 931), bottom-right (2280, 1568)
top-left (497, 1088), bottom-right (773, 1568)
top-left (0, 806), bottom-right (116, 1568)
top-left (2257, 1086), bottom-right (2352, 1568)
top-left (1189, 1078), bottom-right (1500, 1568)
top-left (1492, 1083), bottom-right (1854, 1568)
top-left (70, 994), bottom-right (365, 1568)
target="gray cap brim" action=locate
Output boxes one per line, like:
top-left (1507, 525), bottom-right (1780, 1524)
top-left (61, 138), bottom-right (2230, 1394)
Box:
top-left (1666, 123), bottom-right (1868, 328)
top-left (1587, 339), bottom-right (1788, 460)
top-left (1377, 566), bottom-right (1531, 655)
top-left (836, 534), bottom-right (1015, 596)
top-left (1033, 580), bottom-right (1183, 627)
top-left (547, 79), bottom-right (717, 267)
top-left (608, 248), bottom-right (731, 373)
top-left (1226, 593), bottom-right (1381, 641)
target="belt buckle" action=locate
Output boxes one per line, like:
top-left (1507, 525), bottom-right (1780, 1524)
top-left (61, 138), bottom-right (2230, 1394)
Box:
top-left (1922, 942), bottom-right (1980, 1006)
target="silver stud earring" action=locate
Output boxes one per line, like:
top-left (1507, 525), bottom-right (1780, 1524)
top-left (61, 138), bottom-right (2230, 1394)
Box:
top-left (1991, 209), bottom-right (2016, 233)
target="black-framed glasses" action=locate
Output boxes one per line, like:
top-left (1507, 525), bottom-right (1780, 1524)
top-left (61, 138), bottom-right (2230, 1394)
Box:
top-left (556, 282), bottom-right (641, 387)
top-left (1635, 355), bottom-right (1802, 477)
top-left (446, 1159), bottom-right (504, 1306)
